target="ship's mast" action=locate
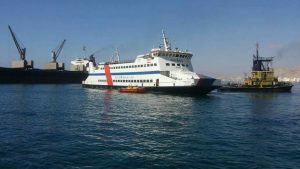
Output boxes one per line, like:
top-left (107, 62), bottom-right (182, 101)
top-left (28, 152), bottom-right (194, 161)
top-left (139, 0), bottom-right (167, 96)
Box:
top-left (83, 46), bottom-right (87, 58)
top-left (115, 48), bottom-right (120, 62)
top-left (252, 42), bottom-right (273, 71)
top-left (162, 30), bottom-right (171, 51)
top-left (110, 48), bottom-right (120, 63)
top-left (256, 42), bottom-right (259, 59)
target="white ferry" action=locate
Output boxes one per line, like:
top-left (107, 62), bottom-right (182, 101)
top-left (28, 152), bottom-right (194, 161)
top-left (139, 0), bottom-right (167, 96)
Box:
top-left (82, 31), bottom-right (220, 94)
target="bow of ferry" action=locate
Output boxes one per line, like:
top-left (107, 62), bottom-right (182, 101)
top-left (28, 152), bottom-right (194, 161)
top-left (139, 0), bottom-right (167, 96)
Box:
top-left (82, 31), bottom-right (220, 94)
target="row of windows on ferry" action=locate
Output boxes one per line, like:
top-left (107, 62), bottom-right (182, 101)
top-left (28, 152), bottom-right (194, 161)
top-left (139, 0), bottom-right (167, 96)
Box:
top-left (98, 79), bottom-right (154, 83)
top-left (99, 63), bottom-right (158, 70)
top-left (166, 63), bottom-right (189, 67)
top-left (152, 52), bottom-right (192, 58)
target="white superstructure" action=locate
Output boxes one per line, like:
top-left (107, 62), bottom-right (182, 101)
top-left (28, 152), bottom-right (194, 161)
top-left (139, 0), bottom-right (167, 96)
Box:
top-left (70, 58), bottom-right (89, 71)
top-left (83, 31), bottom-right (220, 94)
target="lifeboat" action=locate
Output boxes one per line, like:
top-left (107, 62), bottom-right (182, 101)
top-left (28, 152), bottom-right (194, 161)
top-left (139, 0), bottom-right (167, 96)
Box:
top-left (118, 86), bottom-right (147, 93)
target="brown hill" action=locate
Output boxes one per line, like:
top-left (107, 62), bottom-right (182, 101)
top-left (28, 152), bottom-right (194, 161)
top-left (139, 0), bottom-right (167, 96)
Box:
top-left (275, 65), bottom-right (300, 78)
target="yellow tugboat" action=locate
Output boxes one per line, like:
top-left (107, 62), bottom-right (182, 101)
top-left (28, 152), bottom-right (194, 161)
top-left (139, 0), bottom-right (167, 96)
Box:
top-left (219, 43), bottom-right (293, 92)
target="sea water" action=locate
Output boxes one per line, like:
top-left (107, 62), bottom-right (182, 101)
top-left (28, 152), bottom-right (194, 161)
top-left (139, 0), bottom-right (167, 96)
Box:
top-left (0, 84), bottom-right (299, 168)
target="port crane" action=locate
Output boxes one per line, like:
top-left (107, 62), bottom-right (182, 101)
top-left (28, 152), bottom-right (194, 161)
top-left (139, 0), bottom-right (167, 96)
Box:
top-left (8, 25), bottom-right (26, 60)
top-left (51, 39), bottom-right (66, 63)
top-left (8, 25), bottom-right (33, 69)
top-left (44, 39), bottom-right (66, 70)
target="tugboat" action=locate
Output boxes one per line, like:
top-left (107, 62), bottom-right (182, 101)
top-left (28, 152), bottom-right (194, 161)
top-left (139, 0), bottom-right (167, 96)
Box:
top-left (219, 43), bottom-right (293, 92)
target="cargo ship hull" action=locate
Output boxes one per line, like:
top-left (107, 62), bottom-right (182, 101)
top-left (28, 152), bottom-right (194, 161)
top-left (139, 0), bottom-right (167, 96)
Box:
top-left (0, 67), bottom-right (88, 84)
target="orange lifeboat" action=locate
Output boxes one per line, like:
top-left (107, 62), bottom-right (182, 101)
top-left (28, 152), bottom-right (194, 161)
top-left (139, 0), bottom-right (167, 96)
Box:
top-left (118, 86), bottom-right (147, 93)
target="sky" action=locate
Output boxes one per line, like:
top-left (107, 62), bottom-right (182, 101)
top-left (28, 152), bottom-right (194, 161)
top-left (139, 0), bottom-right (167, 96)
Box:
top-left (0, 0), bottom-right (300, 76)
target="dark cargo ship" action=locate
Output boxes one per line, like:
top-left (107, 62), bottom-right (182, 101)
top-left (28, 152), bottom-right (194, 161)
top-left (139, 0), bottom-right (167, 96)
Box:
top-left (0, 26), bottom-right (88, 84)
top-left (219, 43), bottom-right (293, 92)
top-left (0, 67), bottom-right (88, 84)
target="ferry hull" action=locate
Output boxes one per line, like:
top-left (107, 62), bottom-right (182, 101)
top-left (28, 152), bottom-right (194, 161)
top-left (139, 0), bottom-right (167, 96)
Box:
top-left (82, 84), bottom-right (219, 95)
top-left (148, 86), bottom-right (219, 94)
top-left (83, 77), bottom-right (220, 95)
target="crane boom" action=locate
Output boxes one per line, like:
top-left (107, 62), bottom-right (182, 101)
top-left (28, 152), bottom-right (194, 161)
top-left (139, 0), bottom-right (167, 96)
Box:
top-left (52, 39), bottom-right (66, 62)
top-left (8, 25), bottom-right (26, 60)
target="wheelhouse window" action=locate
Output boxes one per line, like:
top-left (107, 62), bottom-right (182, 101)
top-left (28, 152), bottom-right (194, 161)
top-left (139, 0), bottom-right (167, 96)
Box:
top-left (166, 63), bottom-right (170, 66)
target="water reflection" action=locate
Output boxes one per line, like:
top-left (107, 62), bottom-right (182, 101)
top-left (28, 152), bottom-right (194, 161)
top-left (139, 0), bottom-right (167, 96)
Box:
top-left (103, 90), bottom-right (113, 114)
top-left (246, 93), bottom-right (278, 100)
top-left (1, 84), bottom-right (299, 168)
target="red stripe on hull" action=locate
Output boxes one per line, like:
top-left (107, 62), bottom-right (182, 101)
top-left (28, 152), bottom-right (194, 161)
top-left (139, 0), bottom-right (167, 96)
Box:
top-left (104, 64), bottom-right (113, 86)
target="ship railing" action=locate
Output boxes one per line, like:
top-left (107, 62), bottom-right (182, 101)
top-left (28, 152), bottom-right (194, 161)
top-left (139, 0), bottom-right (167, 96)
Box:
top-left (108, 59), bottom-right (135, 64)
top-left (251, 68), bottom-right (274, 72)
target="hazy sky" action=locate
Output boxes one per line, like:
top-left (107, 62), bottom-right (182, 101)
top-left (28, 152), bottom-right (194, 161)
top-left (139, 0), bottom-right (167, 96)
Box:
top-left (0, 0), bottom-right (300, 76)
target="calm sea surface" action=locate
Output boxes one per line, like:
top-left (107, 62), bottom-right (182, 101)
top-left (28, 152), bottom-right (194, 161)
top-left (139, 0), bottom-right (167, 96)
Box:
top-left (0, 84), bottom-right (299, 169)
